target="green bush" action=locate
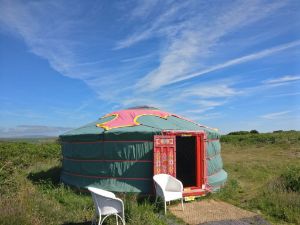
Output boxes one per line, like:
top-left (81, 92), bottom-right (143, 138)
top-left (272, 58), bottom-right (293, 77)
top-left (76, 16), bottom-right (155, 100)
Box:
top-left (227, 131), bottom-right (249, 135)
top-left (0, 142), bottom-right (60, 168)
top-left (252, 188), bottom-right (300, 224)
top-left (280, 166), bottom-right (300, 192)
top-left (221, 131), bottom-right (300, 145)
top-left (251, 166), bottom-right (300, 224)
top-left (0, 142), bottom-right (60, 195)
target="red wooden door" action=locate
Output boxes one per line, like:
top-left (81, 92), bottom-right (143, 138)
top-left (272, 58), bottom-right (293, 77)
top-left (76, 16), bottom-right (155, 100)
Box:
top-left (153, 135), bottom-right (176, 176)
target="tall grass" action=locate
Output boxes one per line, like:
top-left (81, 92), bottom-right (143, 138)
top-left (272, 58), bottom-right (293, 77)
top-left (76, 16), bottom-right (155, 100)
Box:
top-left (0, 140), bottom-right (182, 225)
top-left (215, 131), bottom-right (300, 224)
top-left (1, 132), bottom-right (299, 225)
top-left (221, 130), bottom-right (300, 146)
top-left (251, 166), bottom-right (300, 224)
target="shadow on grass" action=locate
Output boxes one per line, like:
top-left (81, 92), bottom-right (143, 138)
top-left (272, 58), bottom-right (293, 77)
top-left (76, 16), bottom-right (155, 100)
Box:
top-left (27, 166), bottom-right (91, 196)
top-left (27, 166), bottom-right (61, 186)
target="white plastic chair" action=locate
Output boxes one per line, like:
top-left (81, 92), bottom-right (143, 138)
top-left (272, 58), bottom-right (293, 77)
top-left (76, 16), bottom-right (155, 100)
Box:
top-left (153, 174), bottom-right (184, 214)
top-left (87, 187), bottom-right (125, 225)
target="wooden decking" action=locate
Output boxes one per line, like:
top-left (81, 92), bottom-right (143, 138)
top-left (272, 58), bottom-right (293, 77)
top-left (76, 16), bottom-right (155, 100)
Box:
top-left (183, 187), bottom-right (207, 198)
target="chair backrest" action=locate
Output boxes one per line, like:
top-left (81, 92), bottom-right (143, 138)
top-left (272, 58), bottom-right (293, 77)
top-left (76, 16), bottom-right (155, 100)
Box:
top-left (153, 173), bottom-right (183, 192)
top-left (88, 187), bottom-right (116, 198)
top-left (87, 187), bottom-right (121, 216)
top-left (153, 173), bottom-right (172, 190)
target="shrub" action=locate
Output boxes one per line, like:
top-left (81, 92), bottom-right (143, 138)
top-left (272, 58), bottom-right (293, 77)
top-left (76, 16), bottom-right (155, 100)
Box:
top-left (250, 130), bottom-right (259, 134)
top-left (221, 131), bottom-right (300, 145)
top-left (227, 131), bottom-right (249, 135)
top-left (251, 166), bottom-right (300, 224)
top-left (280, 166), bottom-right (300, 192)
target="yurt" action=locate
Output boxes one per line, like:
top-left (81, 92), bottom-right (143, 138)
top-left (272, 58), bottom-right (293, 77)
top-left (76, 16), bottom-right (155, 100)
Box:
top-left (60, 106), bottom-right (227, 197)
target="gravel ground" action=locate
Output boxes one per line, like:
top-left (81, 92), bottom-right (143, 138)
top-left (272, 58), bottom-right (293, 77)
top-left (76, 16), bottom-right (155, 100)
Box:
top-left (169, 199), bottom-right (270, 225)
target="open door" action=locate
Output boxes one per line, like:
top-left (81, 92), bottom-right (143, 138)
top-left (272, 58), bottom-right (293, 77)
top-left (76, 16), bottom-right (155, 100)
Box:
top-left (157, 131), bottom-right (207, 198)
top-left (153, 135), bottom-right (176, 177)
top-left (176, 136), bottom-right (196, 187)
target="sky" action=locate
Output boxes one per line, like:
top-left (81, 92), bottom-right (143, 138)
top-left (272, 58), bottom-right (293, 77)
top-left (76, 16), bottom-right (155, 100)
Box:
top-left (0, 0), bottom-right (300, 137)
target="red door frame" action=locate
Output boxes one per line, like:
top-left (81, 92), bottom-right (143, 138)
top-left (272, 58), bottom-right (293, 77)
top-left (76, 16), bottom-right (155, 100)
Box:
top-left (157, 130), bottom-right (207, 189)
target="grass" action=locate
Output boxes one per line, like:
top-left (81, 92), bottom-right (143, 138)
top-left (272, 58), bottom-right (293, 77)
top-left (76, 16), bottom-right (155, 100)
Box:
top-left (1, 131), bottom-right (299, 225)
top-left (0, 140), bottom-right (184, 225)
top-left (213, 131), bottom-right (300, 225)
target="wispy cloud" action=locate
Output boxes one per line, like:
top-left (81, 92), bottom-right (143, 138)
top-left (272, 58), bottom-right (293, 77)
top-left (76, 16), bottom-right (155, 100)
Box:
top-left (180, 83), bottom-right (241, 99)
top-left (0, 125), bottom-right (73, 138)
top-left (134, 1), bottom-right (288, 91)
top-left (266, 92), bottom-right (300, 98)
top-left (0, 0), bottom-right (144, 102)
top-left (0, 0), bottom-right (292, 100)
top-left (169, 80), bottom-right (240, 118)
top-left (0, 0), bottom-right (298, 131)
top-left (263, 75), bottom-right (300, 84)
top-left (190, 112), bottom-right (223, 122)
top-left (0, 1), bottom-right (90, 79)
top-left (138, 40), bottom-right (300, 90)
top-left (115, 1), bottom-right (191, 49)
top-left (184, 103), bottom-right (224, 115)
top-left (120, 53), bottom-right (156, 63)
top-left (0, 109), bottom-right (47, 119)
top-left (260, 111), bottom-right (291, 120)
top-left (129, 0), bottom-right (159, 20)
top-left (111, 79), bottom-right (239, 121)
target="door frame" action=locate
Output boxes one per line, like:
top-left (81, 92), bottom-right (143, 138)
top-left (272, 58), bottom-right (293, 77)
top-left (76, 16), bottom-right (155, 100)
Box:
top-left (160, 130), bottom-right (207, 189)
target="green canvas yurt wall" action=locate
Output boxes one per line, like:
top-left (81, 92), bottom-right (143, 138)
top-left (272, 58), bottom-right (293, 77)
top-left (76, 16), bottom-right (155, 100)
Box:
top-left (59, 107), bottom-right (227, 194)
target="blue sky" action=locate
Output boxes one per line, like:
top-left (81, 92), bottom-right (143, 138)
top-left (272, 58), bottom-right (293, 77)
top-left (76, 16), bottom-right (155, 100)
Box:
top-left (0, 0), bottom-right (300, 137)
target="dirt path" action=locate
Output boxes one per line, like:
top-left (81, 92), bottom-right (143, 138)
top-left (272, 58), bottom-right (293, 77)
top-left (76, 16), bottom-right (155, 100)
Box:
top-left (169, 199), bottom-right (270, 225)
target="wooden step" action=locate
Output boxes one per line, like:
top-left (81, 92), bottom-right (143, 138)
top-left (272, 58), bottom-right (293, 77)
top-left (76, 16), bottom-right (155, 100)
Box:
top-left (183, 187), bottom-right (207, 198)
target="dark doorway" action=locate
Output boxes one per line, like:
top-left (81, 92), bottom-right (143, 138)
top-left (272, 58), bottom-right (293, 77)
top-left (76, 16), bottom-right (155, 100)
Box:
top-left (176, 136), bottom-right (196, 187)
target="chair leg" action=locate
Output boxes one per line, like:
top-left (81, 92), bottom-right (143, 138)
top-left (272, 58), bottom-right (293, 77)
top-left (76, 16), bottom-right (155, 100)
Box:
top-left (100, 215), bottom-right (110, 225)
top-left (98, 214), bottom-right (102, 225)
top-left (164, 200), bottom-right (167, 215)
top-left (122, 215), bottom-right (126, 225)
top-left (116, 213), bottom-right (125, 225)
top-left (181, 198), bottom-right (184, 211)
top-left (122, 210), bottom-right (126, 225)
